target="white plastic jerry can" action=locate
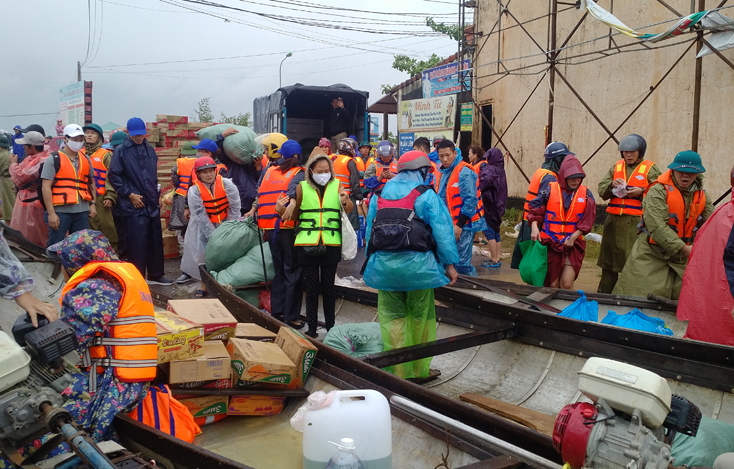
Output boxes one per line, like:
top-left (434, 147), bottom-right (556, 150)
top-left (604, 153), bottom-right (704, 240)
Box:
top-left (302, 390), bottom-right (392, 469)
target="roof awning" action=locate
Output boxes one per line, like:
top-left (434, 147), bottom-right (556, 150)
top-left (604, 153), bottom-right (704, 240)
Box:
top-left (368, 93), bottom-right (397, 114)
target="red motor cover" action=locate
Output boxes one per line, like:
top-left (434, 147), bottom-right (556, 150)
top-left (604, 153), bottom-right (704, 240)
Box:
top-left (553, 402), bottom-right (597, 469)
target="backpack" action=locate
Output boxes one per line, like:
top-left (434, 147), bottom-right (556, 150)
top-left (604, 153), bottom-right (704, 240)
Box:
top-left (19, 152), bottom-right (94, 209)
top-left (17, 152), bottom-right (60, 208)
top-left (361, 185), bottom-right (437, 273)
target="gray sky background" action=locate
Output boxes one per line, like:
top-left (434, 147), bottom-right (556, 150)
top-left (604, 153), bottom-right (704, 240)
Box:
top-left (0, 0), bottom-right (459, 136)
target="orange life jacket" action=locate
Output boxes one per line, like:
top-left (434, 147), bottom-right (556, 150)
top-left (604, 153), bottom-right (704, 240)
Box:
top-left (128, 384), bottom-right (202, 443)
top-left (540, 182), bottom-right (588, 243)
top-left (257, 165), bottom-right (303, 229)
top-left (355, 157), bottom-right (370, 188)
top-left (60, 261), bottom-right (157, 393)
top-left (216, 163), bottom-right (228, 178)
top-left (471, 160), bottom-right (486, 175)
top-left (435, 161), bottom-right (483, 224)
top-left (371, 158), bottom-right (398, 193)
top-left (175, 157), bottom-right (197, 196)
top-left (52, 151), bottom-right (93, 206)
top-left (524, 168), bottom-right (556, 221)
top-left (195, 175), bottom-right (229, 224)
top-left (606, 159), bottom-right (654, 216)
top-left (80, 148), bottom-right (110, 196)
top-left (332, 155), bottom-right (354, 195)
top-left (641, 170), bottom-right (706, 246)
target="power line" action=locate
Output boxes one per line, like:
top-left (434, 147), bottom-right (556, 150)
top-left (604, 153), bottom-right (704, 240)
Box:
top-left (253, 0), bottom-right (457, 17)
top-left (0, 112), bottom-right (60, 118)
top-left (160, 0), bottom-right (450, 55)
top-left (105, 0), bottom-right (196, 12)
top-left (165, 0), bottom-right (445, 35)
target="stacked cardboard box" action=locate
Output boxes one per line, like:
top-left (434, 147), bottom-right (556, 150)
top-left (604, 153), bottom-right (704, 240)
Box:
top-left (159, 300), bottom-right (318, 423)
top-left (145, 115), bottom-right (213, 180)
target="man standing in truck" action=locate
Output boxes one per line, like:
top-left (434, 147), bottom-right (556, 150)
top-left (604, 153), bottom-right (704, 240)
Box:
top-left (327, 97), bottom-right (351, 151)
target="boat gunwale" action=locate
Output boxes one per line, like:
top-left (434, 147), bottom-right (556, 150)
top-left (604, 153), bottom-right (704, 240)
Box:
top-left (200, 266), bottom-right (562, 463)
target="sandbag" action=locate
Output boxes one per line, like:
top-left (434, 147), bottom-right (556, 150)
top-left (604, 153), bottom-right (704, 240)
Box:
top-left (518, 240), bottom-right (547, 287)
top-left (205, 218), bottom-right (260, 272)
top-left (213, 243), bottom-right (274, 287)
top-left (324, 322), bottom-right (383, 358)
top-left (195, 124), bottom-right (260, 165)
top-left (236, 289), bottom-right (260, 307)
top-left (558, 290), bottom-right (598, 322)
top-left (671, 417), bottom-right (734, 468)
top-left (601, 309), bottom-right (674, 336)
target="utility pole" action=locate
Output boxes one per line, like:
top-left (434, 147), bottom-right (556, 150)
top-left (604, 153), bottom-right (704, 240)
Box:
top-left (77, 61), bottom-right (82, 82)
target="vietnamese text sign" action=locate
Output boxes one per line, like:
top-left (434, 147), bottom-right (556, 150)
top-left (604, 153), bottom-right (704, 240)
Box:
top-left (460, 103), bottom-right (473, 132)
top-left (421, 59), bottom-right (471, 98)
top-left (399, 132), bottom-right (415, 156)
top-left (59, 82), bottom-right (85, 126)
top-left (399, 95), bottom-right (457, 132)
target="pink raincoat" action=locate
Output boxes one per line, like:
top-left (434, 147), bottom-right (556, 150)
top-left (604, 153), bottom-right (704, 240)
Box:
top-left (9, 151), bottom-right (49, 247)
top-left (677, 194), bottom-right (734, 345)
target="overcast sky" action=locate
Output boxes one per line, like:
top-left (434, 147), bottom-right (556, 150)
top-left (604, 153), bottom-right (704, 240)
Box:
top-left (0, 0), bottom-right (459, 136)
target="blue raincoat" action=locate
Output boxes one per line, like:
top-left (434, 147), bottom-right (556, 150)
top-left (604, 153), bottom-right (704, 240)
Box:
top-left (437, 154), bottom-right (487, 276)
top-left (363, 170), bottom-right (459, 291)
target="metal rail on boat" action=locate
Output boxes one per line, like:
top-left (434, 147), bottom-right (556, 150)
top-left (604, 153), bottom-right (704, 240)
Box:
top-left (336, 284), bottom-right (734, 393)
top-left (200, 266), bottom-right (562, 463)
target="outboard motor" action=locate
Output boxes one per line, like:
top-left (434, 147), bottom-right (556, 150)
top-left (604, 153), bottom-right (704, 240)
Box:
top-left (553, 358), bottom-right (701, 469)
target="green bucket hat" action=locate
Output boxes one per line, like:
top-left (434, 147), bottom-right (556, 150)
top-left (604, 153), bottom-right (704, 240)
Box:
top-left (82, 123), bottom-right (104, 138)
top-left (0, 135), bottom-right (9, 149)
top-left (109, 131), bottom-right (127, 147)
top-left (179, 141), bottom-right (198, 156)
top-left (668, 150), bottom-right (705, 174)
top-left (358, 141), bottom-right (371, 150)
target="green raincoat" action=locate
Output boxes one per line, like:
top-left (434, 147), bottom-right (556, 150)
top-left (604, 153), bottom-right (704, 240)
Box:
top-left (612, 174), bottom-right (713, 300)
top-left (87, 151), bottom-right (119, 250)
top-left (596, 161), bottom-right (661, 293)
top-left (0, 148), bottom-right (15, 223)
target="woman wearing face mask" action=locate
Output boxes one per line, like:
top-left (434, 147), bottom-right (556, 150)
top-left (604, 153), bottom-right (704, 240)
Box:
top-left (180, 156), bottom-right (241, 297)
top-left (277, 153), bottom-right (352, 338)
top-left (527, 155), bottom-right (597, 290)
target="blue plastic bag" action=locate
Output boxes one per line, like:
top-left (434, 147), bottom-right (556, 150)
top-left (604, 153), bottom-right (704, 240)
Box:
top-left (601, 309), bottom-right (674, 336)
top-left (558, 290), bottom-right (598, 322)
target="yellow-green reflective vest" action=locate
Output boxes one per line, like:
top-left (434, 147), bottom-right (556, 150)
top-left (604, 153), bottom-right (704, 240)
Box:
top-left (295, 180), bottom-right (342, 246)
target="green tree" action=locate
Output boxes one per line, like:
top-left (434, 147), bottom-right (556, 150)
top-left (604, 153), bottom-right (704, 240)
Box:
top-left (379, 17), bottom-right (460, 94)
top-left (219, 111), bottom-right (251, 127)
top-left (387, 131), bottom-right (398, 145)
top-left (391, 53), bottom-right (444, 77)
top-left (380, 84), bottom-right (396, 95)
top-left (192, 97), bottom-right (213, 123)
top-left (425, 17), bottom-right (462, 42)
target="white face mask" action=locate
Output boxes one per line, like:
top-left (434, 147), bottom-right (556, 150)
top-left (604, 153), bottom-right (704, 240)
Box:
top-left (67, 140), bottom-right (84, 152)
top-left (312, 173), bottom-right (331, 186)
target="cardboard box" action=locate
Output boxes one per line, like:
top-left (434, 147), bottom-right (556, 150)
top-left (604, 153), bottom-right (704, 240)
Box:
top-left (175, 139), bottom-right (200, 148)
top-left (166, 128), bottom-right (189, 138)
top-left (187, 122), bottom-right (211, 131)
top-left (156, 114), bottom-right (188, 124)
top-left (179, 395), bottom-right (229, 425)
top-left (155, 311), bottom-right (204, 364)
top-left (171, 378), bottom-right (232, 399)
top-left (275, 327), bottom-right (318, 389)
top-left (228, 338), bottom-right (295, 385)
top-left (228, 396), bottom-right (285, 416)
top-left (167, 122), bottom-right (188, 130)
top-left (236, 323), bottom-right (277, 342)
top-left (162, 230), bottom-right (179, 259)
top-left (168, 341), bottom-right (230, 383)
top-left (168, 299), bottom-right (237, 341)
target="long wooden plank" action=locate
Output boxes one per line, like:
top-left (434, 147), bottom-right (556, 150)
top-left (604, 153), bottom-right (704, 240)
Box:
top-left (459, 393), bottom-right (556, 436)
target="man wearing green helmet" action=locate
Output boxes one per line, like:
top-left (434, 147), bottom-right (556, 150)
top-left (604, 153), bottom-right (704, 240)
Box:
top-left (81, 123), bottom-right (118, 252)
top-left (613, 151), bottom-right (714, 299)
